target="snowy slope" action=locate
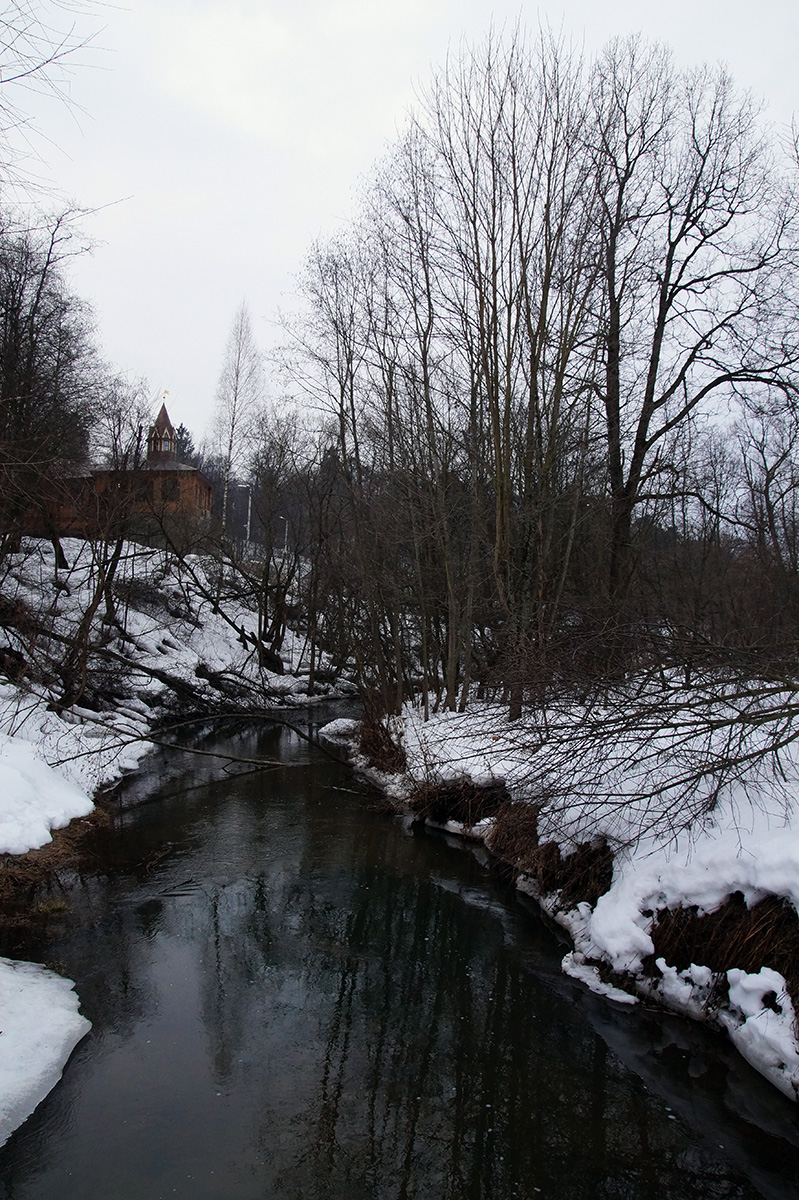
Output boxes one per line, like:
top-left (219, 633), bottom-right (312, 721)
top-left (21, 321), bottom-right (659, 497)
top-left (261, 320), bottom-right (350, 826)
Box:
top-left (0, 536), bottom-right (345, 845)
top-left (1, 538), bottom-right (320, 711)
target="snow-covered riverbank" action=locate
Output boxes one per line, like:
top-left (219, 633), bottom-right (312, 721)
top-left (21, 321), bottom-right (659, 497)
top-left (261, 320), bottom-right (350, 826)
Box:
top-left (4, 532), bottom-right (798, 1128)
top-left (0, 960), bottom-right (90, 1147)
top-left (328, 693), bottom-right (799, 1103)
top-left (0, 536), bottom-right (347, 1145)
top-left (0, 536), bottom-right (327, 856)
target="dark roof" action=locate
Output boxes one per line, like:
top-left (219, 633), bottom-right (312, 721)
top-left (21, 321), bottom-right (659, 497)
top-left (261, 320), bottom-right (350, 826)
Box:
top-left (143, 462), bottom-right (214, 488)
top-left (145, 462), bottom-right (200, 473)
top-left (89, 464), bottom-right (212, 486)
top-left (152, 402), bottom-right (175, 436)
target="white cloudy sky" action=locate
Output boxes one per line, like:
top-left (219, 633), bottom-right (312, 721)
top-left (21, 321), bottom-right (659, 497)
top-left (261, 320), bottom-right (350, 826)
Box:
top-left (15, 0), bottom-right (798, 439)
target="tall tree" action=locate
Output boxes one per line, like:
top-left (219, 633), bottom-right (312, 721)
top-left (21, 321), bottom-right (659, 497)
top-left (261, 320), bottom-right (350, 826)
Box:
top-left (285, 28), bottom-right (799, 709)
top-left (175, 422), bottom-right (197, 465)
top-left (0, 213), bottom-right (96, 551)
top-left (210, 302), bottom-right (263, 532)
top-left (590, 38), bottom-right (799, 614)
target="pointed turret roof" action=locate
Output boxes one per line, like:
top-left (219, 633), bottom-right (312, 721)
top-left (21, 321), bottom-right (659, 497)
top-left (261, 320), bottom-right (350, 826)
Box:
top-left (147, 402), bottom-right (178, 465)
top-left (153, 402), bottom-right (175, 436)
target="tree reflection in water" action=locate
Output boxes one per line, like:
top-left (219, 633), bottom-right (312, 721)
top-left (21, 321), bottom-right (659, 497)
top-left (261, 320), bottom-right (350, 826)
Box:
top-left (0, 724), bottom-right (796, 1200)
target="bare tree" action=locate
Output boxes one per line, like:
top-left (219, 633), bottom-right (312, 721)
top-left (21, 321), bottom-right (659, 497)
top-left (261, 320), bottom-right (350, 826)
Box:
top-left (0, 1), bottom-right (100, 185)
top-left (210, 302), bottom-right (264, 533)
top-left (590, 38), bottom-right (799, 618)
top-left (281, 26), bottom-right (799, 723)
top-left (93, 375), bottom-right (153, 470)
top-left (0, 212), bottom-right (97, 557)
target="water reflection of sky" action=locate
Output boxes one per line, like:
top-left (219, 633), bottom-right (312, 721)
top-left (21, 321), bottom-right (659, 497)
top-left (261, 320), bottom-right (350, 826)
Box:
top-left (0, 721), bottom-right (797, 1200)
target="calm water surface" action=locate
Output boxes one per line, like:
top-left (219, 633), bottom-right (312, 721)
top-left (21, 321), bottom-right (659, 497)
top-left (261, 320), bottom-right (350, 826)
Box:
top-left (0, 712), bottom-right (797, 1200)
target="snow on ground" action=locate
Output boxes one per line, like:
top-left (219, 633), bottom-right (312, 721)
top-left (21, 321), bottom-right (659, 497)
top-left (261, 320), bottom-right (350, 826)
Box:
top-left (341, 688), bottom-right (799, 1101)
top-left (0, 536), bottom-right (345, 849)
top-left (0, 730), bottom-right (95, 855)
top-left (0, 677), bottom-right (151, 851)
top-left (0, 536), bottom-right (347, 1144)
top-left (0, 959), bottom-right (90, 1147)
top-left (2, 537), bottom-right (330, 712)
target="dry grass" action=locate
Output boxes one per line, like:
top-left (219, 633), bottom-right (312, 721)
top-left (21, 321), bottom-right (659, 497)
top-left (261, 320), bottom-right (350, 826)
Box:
top-left (533, 839), bottom-right (615, 908)
top-left (486, 798), bottom-right (613, 908)
top-left (358, 713), bottom-right (407, 774)
top-left (648, 892), bottom-right (799, 1023)
top-left (487, 799), bottom-right (541, 863)
top-left (0, 800), bottom-right (113, 938)
top-left (409, 778), bottom-right (509, 827)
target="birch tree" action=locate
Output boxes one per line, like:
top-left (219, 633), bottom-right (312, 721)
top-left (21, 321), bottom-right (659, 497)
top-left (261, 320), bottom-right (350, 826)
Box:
top-left (211, 302), bottom-right (263, 532)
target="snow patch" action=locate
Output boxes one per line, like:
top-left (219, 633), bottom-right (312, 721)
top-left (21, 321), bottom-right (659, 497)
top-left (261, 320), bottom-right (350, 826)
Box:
top-left (319, 717), bottom-right (360, 743)
top-left (0, 735), bottom-right (94, 854)
top-left (0, 958), bottom-right (90, 1146)
top-left (561, 952), bottom-right (637, 1004)
top-left (720, 968), bottom-right (799, 1101)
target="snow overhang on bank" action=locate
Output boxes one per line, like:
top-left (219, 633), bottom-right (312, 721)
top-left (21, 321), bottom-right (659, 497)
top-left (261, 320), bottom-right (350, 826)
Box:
top-left (328, 700), bottom-right (799, 1104)
top-left (0, 732), bottom-right (95, 854)
top-left (0, 732), bottom-right (95, 1144)
top-left (0, 958), bottom-right (90, 1146)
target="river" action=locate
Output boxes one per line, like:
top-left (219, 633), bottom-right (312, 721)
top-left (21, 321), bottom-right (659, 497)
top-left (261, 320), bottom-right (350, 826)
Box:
top-left (0, 711), bottom-right (797, 1199)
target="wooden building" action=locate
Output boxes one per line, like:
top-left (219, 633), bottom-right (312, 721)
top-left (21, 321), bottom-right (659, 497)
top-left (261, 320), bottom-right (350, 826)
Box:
top-left (55, 404), bottom-right (213, 539)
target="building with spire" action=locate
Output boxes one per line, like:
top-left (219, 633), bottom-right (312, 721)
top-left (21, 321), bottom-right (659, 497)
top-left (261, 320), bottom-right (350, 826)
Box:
top-left (137, 403), bottom-right (213, 519)
top-left (53, 403), bottom-right (213, 539)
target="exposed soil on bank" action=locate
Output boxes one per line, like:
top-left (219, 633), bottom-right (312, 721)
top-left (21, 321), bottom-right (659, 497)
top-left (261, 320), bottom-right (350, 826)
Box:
top-left (354, 711), bottom-right (799, 1100)
top-left (0, 794), bottom-right (116, 947)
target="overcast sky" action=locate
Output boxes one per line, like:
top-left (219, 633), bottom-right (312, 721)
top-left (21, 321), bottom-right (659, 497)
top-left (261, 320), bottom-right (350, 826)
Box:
top-left (17, 0), bottom-right (799, 440)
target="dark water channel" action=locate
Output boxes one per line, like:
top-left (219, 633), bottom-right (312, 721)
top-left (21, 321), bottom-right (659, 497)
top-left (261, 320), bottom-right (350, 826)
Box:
top-left (0, 711), bottom-right (798, 1199)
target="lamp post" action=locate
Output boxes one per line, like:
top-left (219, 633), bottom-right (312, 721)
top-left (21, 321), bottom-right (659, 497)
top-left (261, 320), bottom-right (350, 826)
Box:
top-left (237, 484), bottom-right (252, 550)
